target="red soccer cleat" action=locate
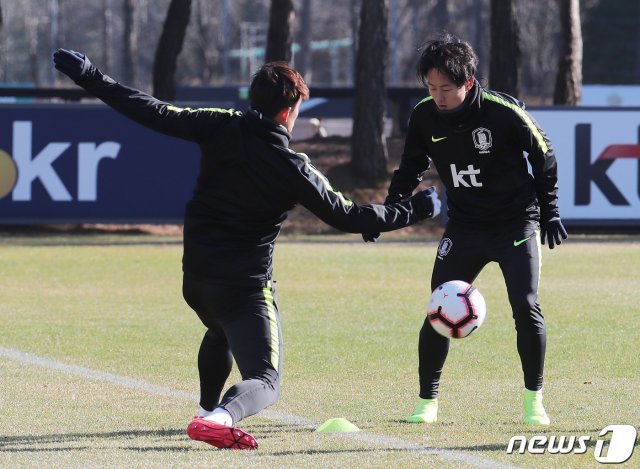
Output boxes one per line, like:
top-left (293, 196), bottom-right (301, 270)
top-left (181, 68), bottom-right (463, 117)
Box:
top-left (187, 417), bottom-right (258, 450)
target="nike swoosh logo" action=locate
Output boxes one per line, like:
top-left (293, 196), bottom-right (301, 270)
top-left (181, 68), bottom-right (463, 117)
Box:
top-left (513, 235), bottom-right (534, 247)
top-left (431, 136), bottom-right (447, 142)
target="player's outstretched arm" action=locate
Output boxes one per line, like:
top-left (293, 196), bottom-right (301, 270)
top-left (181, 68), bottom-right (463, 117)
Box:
top-left (362, 189), bottom-right (441, 243)
top-left (289, 151), bottom-right (439, 234)
top-left (53, 48), bottom-right (237, 142)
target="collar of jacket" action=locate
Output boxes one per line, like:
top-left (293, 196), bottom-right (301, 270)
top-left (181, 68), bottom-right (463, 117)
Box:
top-left (436, 79), bottom-right (481, 128)
top-left (243, 109), bottom-right (291, 148)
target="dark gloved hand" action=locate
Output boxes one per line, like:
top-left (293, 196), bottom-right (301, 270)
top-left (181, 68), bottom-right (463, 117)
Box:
top-left (361, 193), bottom-right (405, 243)
top-left (53, 48), bottom-right (92, 81)
top-left (362, 232), bottom-right (380, 243)
top-left (540, 216), bottom-right (568, 249)
top-left (413, 186), bottom-right (441, 219)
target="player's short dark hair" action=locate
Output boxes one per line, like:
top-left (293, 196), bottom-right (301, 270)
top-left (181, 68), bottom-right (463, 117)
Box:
top-left (249, 62), bottom-right (310, 119)
top-left (416, 33), bottom-right (477, 87)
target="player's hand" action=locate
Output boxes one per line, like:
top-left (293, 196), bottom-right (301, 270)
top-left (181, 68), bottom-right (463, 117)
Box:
top-left (414, 186), bottom-right (441, 219)
top-left (361, 193), bottom-right (407, 243)
top-left (53, 49), bottom-right (91, 81)
top-left (363, 188), bottom-right (441, 242)
top-left (362, 232), bottom-right (380, 243)
top-left (540, 217), bottom-right (568, 249)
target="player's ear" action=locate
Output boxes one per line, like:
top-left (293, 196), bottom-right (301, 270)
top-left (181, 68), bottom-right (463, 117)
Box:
top-left (465, 78), bottom-right (474, 91)
top-left (276, 107), bottom-right (291, 124)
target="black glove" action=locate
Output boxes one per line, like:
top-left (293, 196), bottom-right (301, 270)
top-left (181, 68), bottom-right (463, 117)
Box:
top-left (540, 217), bottom-right (568, 249)
top-left (412, 186), bottom-right (441, 219)
top-left (362, 193), bottom-right (405, 243)
top-left (362, 232), bottom-right (380, 243)
top-left (53, 49), bottom-right (92, 82)
top-left (361, 187), bottom-right (441, 242)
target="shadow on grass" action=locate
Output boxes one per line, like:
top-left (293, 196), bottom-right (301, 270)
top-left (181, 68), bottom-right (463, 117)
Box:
top-left (249, 423), bottom-right (311, 437)
top-left (0, 424), bottom-right (309, 454)
top-left (0, 428), bottom-right (187, 453)
top-left (269, 447), bottom-right (422, 457)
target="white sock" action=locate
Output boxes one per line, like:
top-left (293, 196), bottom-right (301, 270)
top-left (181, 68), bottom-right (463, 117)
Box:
top-left (199, 406), bottom-right (232, 426)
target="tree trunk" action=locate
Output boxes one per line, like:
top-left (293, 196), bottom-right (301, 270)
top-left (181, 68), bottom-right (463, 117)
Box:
top-left (350, 0), bottom-right (389, 182)
top-left (0, 3), bottom-right (4, 81)
top-left (49, 0), bottom-right (60, 85)
top-left (489, 0), bottom-right (520, 96)
top-left (265, 0), bottom-right (294, 63)
top-left (194, 0), bottom-right (214, 83)
top-left (152, 0), bottom-right (191, 100)
top-left (434, 0), bottom-right (450, 31)
top-left (553, 0), bottom-right (582, 105)
top-left (102, 0), bottom-right (113, 72)
top-left (298, 0), bottom-right (312, 78)
top-left (350, 0), bottom-right (359, 85)
top-left (27, 13), bottom-right (40, 85)
top-left (122, 0), bottom-right (136, 84)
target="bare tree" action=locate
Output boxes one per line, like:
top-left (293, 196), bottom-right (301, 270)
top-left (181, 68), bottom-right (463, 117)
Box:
top-left (0, 1), bottom-right (4, 81)
top-left (297, 0), bottom-right (312, 78)
top-left (433, 0), bottom-right (450, 30)
top-left (0, 0), bottom-right (599, 102)
top-left (26, 3), bottom-right (40, 86)
top-left (350, 0), bottom-right (359, 85)
top-left (122, 0), bottom-right (137, 84)
top-left (192, 0), bottom-right (216, 83)
top-left (102, 0), bottom-right (113, 72)
top-left (489, 0), bottom-right (520, 96)
top-left (553, 0), bottom-right (582, 104)
top-left (517, 0), bottom-right (560, 102)
top-left (152, 0), bottom-right (191, 100)
top-left (265, 0), bottom-right (294, 63)
top-left (351, 0), bottom-right (389, 181)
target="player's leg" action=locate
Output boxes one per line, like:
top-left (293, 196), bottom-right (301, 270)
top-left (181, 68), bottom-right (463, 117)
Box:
top-left (216, 280), bottom-right (283, 424)
top-left (496, 224), bottom-right (549, 425)
top-left (182, 274), bottom-right (270, 449)
top-left (408, 225), bottom-right (488, 423)
top-left (182, 273), bottom-right (233, 413)
top-left (197, 329), bottom-right (233, 411)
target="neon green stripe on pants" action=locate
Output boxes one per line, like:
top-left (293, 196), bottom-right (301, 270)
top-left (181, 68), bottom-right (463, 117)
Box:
top-left (262, 281), bottom-right (279, 371)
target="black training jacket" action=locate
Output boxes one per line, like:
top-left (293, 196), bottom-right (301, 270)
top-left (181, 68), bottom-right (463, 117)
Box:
top-left (389, 82), bottom-right (560, 226)
top-left (73, 67), bottom-right (433, 285)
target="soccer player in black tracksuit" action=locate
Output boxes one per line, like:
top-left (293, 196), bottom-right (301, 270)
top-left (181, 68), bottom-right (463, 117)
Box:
top-left (364, 34), bottom-right (567, 426)
top-left (54, 49), bottom-right (441, 449)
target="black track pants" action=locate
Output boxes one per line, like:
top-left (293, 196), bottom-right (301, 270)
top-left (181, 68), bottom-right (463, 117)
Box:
top-left (182, 272), bottom-right (283, 424)
top-left (418, 220), bottom-right (545, 399)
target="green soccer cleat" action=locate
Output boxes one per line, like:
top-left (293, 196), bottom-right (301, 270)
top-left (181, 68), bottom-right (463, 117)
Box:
top-left (523, 389), bottom-right (550, 425)
top-left (407, 398), bottom-right (438, 423)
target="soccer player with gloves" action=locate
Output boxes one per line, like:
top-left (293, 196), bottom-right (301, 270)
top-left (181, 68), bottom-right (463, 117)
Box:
top-left (364, 33), bottom-right (567, 426)
top-left (54, 49), bottom-right (439, 449)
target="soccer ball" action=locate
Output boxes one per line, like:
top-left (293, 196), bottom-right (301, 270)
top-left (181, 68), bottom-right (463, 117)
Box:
top-left (427, 280), bottom-right (486, 339)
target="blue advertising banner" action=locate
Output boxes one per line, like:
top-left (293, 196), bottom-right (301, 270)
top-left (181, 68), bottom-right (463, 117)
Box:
top-left (0, 104), bottom-right (199, 223)
top-left (530, 108), bottom-right (640, 226)
top-left (1, 103), bottom-right (640, 226)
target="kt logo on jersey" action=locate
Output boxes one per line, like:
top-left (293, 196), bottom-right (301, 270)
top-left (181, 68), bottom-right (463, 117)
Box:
top-left (451, 164), bottom-right (483, 188)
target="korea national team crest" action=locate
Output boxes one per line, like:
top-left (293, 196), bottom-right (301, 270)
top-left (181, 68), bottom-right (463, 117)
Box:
top-left (472, 127), bottom-right (492, 153)
top-left (437, 238), bottom-right (453, 259)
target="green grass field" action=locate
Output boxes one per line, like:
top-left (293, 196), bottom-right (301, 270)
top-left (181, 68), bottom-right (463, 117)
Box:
top-left (1, 234), bottom-right (638, 468)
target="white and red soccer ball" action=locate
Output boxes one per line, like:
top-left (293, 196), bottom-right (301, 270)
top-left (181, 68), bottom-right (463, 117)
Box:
top-left (427, 280), bottom-right (486, 339)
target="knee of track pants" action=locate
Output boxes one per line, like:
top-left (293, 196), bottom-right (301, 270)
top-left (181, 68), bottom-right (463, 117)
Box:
top-left (511, 296), bottom-right (545, 333)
